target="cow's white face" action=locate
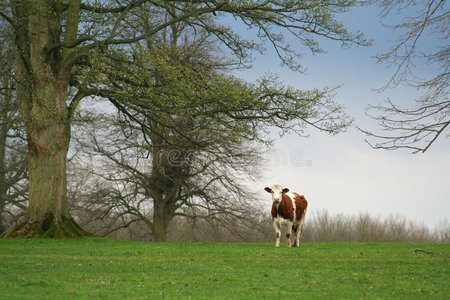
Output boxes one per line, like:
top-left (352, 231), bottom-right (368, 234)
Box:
top-left (264, 184), bottom-right (289, 204)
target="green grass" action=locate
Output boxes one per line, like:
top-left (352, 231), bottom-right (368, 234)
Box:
top-left (0, 238), bottom-right (448, 299)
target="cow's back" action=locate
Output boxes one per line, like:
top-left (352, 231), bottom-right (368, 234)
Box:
top-left (293, 193), bottom-right (307, 221)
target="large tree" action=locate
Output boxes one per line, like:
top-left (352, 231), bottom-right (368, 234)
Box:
top-left (0, 0), bottom-right (368, 238)
top-left (68, 7), bottom-right (354, 242)
top-left (71, 42), bottom-right (351, 241)
top-left (362, 0), bottom-right (449, 153)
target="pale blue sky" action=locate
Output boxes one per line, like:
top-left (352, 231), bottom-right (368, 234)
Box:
top-left (232, 4), bottom-right (449, 228)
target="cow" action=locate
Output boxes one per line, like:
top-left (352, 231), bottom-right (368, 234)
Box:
top-left (264, 184), bottom-right (308, 247)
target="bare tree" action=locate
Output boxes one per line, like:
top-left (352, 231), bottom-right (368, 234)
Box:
top-left (71, 107), bottom-right (264, 242)
top-left (71, 38), bottom-right (349, 241)
top-left (0, 22), bottom-right (28, 233)
top-left (64, 5), bottom-right (354, 242)
top-left (362, 0), bottom-right (449, 153)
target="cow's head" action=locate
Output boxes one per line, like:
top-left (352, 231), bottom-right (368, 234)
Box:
top-left (264, 184), bottom-right (289, 205)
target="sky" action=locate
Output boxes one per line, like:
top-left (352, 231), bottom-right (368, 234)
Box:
top-left (233, 4), bottom-right (449, 229)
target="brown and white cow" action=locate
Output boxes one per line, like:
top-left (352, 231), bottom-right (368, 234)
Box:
top-left (264, 184), bottom-right (308, 247)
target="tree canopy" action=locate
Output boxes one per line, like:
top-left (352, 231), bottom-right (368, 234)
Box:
top-left (69, 33), bottom-right (351, 240)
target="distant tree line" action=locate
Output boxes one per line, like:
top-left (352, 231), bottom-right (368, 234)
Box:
top-left (67, 205), bottom-right (450, 243)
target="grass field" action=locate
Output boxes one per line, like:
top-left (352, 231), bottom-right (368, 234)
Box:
top-left (0, 238), bottom-right (448, 299)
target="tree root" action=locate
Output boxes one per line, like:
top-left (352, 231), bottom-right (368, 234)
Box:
top-left (1, 214), bottom-right (92, 238)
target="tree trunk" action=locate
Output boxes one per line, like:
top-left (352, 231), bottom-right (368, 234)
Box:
top-left (152, 201), bottom-right (173, 242)
top-left (3, 81), bottom-right (91, 237)
top-left (2, 77), bottom-right (90, 238)
top-left (2, 0), bottom-right (89, 238)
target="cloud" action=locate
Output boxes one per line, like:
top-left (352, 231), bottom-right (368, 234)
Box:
top-left (260, 129), bottom-right (450, 228)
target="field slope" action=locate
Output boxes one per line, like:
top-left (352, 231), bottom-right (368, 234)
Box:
top-left (0, 238), bottom-right (448, 299)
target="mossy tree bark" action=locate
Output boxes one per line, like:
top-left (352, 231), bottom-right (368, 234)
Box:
top-left (6, 76), bottom-right (89, 238)
top-left (2, 0), bottom-right (90, 238)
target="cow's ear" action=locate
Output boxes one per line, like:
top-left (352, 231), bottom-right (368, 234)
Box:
top-left (282, 188), bottom-right (289, 193)
top-left (264, 187), bottom-right (272, 193)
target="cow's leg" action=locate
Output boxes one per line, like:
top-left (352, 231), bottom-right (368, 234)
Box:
top-left (292, 224), bottom-right (299, 247)
top-left (296, 212), bottom-right (306, 246)
top-left (286, 223), bottom-right (293, 247)
top-left (273, 221), bottom-right (281, 247)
